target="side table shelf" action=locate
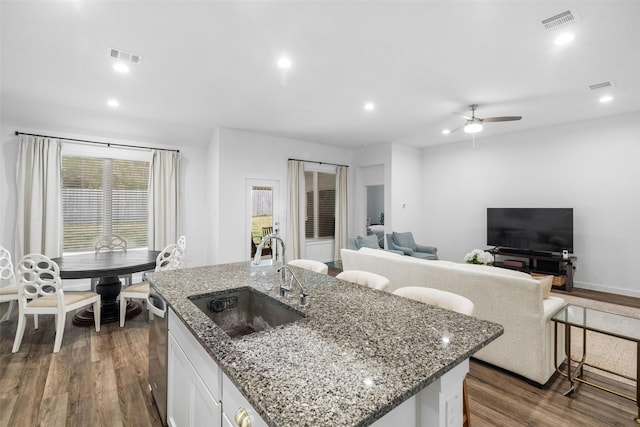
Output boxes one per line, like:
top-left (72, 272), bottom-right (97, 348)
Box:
top-left (488, 248), bottom-right (577, 291)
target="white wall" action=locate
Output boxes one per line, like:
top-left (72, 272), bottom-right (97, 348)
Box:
top-left (419, 111), bottom-right (640, 297)
top-left (212, 128), bottom-right (356, 264)
top-left (390, 143), bottom-right (425, 239)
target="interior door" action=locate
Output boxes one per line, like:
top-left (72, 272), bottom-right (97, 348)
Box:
top-left (246, 179), bottom-right (279, 260)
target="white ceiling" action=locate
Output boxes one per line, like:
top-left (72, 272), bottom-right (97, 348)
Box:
top-left (2, 1), bottom-right (639, 149)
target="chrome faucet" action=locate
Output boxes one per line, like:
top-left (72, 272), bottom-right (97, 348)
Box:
top-left (277, 264), bottom-right (308, 305)
top-left (253, 233), bottom-right (286, 281)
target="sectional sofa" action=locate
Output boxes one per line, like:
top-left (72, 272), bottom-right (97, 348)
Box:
top-left (341, 247), bottom-right (566, 385)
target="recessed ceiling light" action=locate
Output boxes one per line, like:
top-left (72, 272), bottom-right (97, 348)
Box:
top-left (107, 99), bottom-right (119, 108)
top-left (554, 32), bottom-right (575, 45)
top-left (364, 102), bottom-right (375, 111)
top-left (441, 129), bottom-right (451, 135)
top-left (277, 56), bottom-right (292, 70)
top-left (599, 95), bottom-right (613, 103)
top-left (113, 62), bottom-right (130, 74)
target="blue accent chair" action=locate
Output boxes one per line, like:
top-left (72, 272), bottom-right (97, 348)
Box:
top-left (386, 232), bottom-right (438, 260)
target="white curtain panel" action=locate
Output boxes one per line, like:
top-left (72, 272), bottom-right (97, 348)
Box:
top-left (285, 160), bottom-right (305, 261)
top-left (334, 166), bottom-right (348, 261)
top-left (15, 135), bottom-right (62, 259)
top-left (148, 150), bottom-right (181, 251)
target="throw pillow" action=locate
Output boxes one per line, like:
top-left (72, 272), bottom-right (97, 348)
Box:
top-left (392, 232), bottom-right (416, 250)
top-left (533, 275), bottom-right (553, 299)
top-left (356, 234), bottom-right (380, 249)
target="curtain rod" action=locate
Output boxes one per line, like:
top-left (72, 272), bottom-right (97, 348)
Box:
top-left (14, 131), bottom-right (180, 153)
top-left (288, 158), bottom-right (348, 168)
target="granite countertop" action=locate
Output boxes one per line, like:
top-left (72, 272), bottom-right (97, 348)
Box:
top-left (149, 261), bottom-right (503, 427)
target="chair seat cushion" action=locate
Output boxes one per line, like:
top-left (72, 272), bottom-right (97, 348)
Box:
top-left (27, 291), bottom-right (98, 307)
top-left (0, 285), bottom-right (18, 295)
top-left (122, 282), bottom-right (150, 295)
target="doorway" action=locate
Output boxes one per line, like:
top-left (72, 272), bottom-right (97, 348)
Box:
top-left (246, 179), bottom-right (279, 260)
top-left (366, 184), bottom-right (385, 248)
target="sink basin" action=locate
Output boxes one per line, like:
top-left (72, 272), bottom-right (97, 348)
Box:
top-left (188, 287), bottom-right (305, 339)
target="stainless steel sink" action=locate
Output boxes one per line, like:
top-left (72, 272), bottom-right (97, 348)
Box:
top-left (188, 287), bottom-right (305, 339)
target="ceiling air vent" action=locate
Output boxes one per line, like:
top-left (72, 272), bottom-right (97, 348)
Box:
top-left (109, 48), bottom-right (142, 64)
top-left (588, 81), bottom-right (613, 91)
top-left (541, 10), bottom-right (576, 30)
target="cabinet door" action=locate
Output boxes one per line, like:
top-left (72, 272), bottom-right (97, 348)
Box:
top-left (222, 374), bottom-right (268, 427)
top-left (168, 333), bottom-right (191, 427)
top-left (192, 370), bottom-right (221, 426)
top-left (168, 333), bottom-right (221, 427)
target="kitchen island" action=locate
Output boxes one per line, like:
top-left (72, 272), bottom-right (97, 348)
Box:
top-left (149, 261), bottom-right (503, 427)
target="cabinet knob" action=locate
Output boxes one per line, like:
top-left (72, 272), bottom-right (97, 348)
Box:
top-left (235, 407), bottom-right (251, 427)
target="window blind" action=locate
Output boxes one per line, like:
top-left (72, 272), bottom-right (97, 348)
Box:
top-left (62, 156), bottom-right (149, 252)
top-left (304, 171), bottom-right (336, 239)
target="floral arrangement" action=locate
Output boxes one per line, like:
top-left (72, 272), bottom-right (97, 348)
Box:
top-left (464, 249), bottom-right (494, 265)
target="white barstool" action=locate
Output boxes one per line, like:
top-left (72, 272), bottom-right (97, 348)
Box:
top-left (393, 286), bottom-right (474, 427)
top-left (336, 270), bottom-right (390, 291)
top-left (287, 259), bottom-right (328, 274)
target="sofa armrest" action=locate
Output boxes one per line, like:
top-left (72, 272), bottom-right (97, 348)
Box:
top-left (394, 245), bottom-right (414, 256)
top-left (415, 244), bottom-right (437, 254)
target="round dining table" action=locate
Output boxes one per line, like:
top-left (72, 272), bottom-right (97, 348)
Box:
top-left (52, 250), bottom-right (160, 325)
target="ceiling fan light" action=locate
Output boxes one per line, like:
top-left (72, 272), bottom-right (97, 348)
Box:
top-left (464, 122), bottom-right (483, 133)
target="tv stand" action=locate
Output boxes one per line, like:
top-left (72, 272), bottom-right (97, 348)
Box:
top-left (488, 248), bottom-right (577, 291)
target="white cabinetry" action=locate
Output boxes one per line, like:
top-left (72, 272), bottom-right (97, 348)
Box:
top-left (222, 374), bottom-right (268, 427)
top-left (168, 309), bottom-right (222, 427)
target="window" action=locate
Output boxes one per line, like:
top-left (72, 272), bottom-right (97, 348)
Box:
top-left (305, 171), bottom-right (335, 239)
top-left (61, 156), bottom-right (149, 252)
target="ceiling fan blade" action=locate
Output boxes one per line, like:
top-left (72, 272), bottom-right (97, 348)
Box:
top-left (483, 116), bottom-right (522, 122)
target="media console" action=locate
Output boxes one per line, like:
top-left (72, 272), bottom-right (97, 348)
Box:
top-left (488, 248), bottom-right (577, 291)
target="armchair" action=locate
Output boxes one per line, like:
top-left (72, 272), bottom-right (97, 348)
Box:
top-left (348, 235), bottom-right (403, 255)
top-left (386, 232), bottom-right (438, 260)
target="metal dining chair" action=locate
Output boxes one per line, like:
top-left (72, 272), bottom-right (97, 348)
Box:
top-left (119, 243), bottom-right (184, 327)
top-left (12, 253), bottom-right (101, 353)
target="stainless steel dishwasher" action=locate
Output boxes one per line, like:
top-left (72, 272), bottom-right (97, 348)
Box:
top-left (147, 285), bottom-right (168, 426)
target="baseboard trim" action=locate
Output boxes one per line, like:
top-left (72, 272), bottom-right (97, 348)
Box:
top-left (573, 281), bottom-right (640, 298)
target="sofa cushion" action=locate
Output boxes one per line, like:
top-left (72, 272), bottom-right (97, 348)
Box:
top-left (356, 234), bottom-right (380, 249)
top-left (392, 232), bottom-right (416, 250)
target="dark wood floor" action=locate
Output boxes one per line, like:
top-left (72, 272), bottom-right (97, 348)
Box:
top-left (554, 286), bottom-right (640, 309)
top-left (1, 287), bottom-right (638, 427)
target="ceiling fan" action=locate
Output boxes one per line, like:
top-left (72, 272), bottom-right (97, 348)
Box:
top-left (450, 104), bottom-right (522, 134)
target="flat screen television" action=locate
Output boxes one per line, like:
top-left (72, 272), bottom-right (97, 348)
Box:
top-left (487, 208), bottom-right (573, 254)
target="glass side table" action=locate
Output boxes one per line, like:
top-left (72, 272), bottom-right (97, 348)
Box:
top-left (551, 304), bottom-right (640, 424)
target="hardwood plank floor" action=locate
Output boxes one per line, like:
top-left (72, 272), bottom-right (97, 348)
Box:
top-left (1, 291), bottom-right (638, 427)
top-left (0, 310), bottom-right (162, 427)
